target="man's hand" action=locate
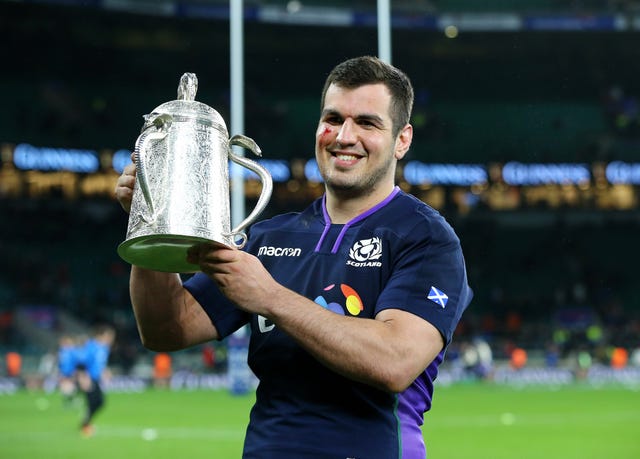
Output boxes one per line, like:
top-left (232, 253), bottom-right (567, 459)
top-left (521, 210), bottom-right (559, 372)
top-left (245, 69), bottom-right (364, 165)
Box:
top-left (187, 243), bottom-right (279, 315)
top-left (114, 162), bottom-right (136, 213)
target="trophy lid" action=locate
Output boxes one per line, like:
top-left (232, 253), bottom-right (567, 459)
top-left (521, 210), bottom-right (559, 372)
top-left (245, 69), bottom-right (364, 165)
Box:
top-left (144, 72), bottom-right (227, 131)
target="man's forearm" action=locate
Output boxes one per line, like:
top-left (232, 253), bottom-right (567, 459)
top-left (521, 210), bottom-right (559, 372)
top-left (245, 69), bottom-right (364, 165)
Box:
top-left (129, 266), bottom-right (196, 351)
top-left (130, 266), bottom-right (183, 323)
top-left (263, 286), bottom-right (442, 393)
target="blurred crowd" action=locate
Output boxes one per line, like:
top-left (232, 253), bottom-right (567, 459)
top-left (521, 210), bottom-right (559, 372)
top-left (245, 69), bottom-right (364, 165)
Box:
top-left (0, 203), bottom-right (638, 384)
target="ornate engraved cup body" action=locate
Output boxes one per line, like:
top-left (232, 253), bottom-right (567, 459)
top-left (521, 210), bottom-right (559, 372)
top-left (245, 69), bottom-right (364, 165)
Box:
top-left (117, 73), bottom-right (273, 273)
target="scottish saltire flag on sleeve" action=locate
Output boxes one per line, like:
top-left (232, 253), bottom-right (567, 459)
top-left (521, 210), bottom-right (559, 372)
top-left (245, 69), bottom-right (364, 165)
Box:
top-left (428, 286), bottom-right (448, 308)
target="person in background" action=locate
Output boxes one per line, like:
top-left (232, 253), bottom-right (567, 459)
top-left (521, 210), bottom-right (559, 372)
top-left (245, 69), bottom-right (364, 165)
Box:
top-left (75, 325), bottom-right (115, 437)
top-left (201, 344), bottom-right (216, 372)
top-left (152, 352), bottom-right (172, 388)
top-left (57, 334), bottom-right (78, 407)
top-left (5, 351), bottom-right (21, 378)
top-left (115, 55), bottom-right (472, 458)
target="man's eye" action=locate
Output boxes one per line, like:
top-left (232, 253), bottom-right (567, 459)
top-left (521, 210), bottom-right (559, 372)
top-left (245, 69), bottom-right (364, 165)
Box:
top-left (359, 120), bottom-right (377, 128)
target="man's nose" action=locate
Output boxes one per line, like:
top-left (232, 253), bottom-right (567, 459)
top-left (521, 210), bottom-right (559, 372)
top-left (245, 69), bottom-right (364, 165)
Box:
top-left (336, 118), bottom-right (357, 145)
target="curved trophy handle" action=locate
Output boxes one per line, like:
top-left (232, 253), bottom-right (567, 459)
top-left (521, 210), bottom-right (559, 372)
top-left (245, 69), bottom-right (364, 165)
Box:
top-left (228, 134), bottom-right (273, 248)
top-left (133, 114), bottom-right (173, 222)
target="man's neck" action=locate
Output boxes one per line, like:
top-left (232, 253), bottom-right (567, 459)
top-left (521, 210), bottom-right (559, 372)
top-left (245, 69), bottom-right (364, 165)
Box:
top-left (324, 184), bottom-right (396, 224)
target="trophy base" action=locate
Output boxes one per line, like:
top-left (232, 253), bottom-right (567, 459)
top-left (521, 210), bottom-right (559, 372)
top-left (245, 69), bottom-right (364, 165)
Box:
top-left (118, 234), bottom-right (229, 273)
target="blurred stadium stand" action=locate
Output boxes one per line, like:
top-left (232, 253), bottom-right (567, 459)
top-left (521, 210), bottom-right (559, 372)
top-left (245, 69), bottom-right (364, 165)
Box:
top-left (0, 0), bottom-right (639, 382)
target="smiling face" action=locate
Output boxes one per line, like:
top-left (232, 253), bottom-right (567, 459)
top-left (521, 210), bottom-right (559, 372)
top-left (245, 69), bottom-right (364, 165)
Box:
top-left (315, 83), bottom-right (412, 202)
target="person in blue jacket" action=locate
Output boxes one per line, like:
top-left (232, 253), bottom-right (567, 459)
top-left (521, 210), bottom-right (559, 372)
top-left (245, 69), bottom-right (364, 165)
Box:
top-left (75, 325), bottom-right (115, 437)
top-left (57, 334), bottom-right (80, 407)
top-left (115, 55), bottom-right (472, 458)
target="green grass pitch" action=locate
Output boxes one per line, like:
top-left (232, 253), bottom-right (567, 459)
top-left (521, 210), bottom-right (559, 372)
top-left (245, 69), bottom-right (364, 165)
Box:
top-left (0, 383), bottom-right (638, 458)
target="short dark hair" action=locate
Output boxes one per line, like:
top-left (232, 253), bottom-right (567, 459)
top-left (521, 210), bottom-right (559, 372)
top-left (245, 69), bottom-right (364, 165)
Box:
top-left (93, 324), bottom-right (115, 339)
top-left (320, 56), bottom-right (414, 136)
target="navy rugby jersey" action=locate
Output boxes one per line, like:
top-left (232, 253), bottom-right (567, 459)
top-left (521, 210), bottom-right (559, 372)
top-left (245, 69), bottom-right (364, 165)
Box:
top-left (184, 186), bottom-right (473, 459)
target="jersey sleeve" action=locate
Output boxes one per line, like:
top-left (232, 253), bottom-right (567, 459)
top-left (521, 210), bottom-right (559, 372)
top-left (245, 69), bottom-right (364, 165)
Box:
top-left (183, 272), bottom-right (250, 339)
top-left (375, 217), bottom-right (472, 346)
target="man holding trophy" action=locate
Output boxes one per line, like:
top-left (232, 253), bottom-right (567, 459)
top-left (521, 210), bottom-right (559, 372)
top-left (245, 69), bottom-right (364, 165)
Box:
top-left (115, 56), bottom-right (472, 459)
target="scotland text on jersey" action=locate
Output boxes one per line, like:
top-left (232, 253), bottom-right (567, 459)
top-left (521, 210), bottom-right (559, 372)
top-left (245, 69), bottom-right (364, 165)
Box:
top-left (346, 237), bottom-right (383, 268)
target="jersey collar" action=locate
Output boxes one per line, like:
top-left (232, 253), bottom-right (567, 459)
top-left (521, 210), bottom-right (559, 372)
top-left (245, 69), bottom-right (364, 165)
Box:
top-left (314, 186), bottom-right (401, 253)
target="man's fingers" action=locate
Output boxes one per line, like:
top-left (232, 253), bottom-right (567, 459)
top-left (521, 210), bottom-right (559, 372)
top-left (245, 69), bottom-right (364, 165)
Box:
top-left (201, 247), bottom-right (237, 264)
top-left (123, 163), bottom-right (137, 176)
top-left (115, 165), bottom-right (137, 213)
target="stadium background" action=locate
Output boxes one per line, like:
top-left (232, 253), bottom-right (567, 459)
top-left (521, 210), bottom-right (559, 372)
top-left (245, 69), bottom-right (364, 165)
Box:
top-left (1, 0), bottom-right (639, 393)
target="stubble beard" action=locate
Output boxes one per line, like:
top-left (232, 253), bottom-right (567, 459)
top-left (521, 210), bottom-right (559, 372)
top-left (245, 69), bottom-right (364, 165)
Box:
top-left (320, 155), bottom-right (397, 200)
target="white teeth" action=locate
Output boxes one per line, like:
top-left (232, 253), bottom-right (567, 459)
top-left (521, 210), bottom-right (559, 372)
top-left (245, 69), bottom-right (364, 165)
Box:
top-left (336, 154), bottom-right (358, 161)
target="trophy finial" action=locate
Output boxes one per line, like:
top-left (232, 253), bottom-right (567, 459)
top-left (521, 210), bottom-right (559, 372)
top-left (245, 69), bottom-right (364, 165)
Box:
top-left (177, 73), bottom-right (198, 101)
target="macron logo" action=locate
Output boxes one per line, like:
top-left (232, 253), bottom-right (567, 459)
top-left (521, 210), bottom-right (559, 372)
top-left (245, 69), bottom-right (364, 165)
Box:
top-left (257, 246), bottom-right (302, 257)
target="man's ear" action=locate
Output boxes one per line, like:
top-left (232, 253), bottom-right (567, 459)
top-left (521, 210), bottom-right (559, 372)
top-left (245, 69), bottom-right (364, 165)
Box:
top-left (394, 123), bottom-right (413, 160)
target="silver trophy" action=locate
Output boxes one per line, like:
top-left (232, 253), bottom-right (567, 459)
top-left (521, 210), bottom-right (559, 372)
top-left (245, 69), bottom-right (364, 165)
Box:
top-left (118, 73), bottom-right (273, 273)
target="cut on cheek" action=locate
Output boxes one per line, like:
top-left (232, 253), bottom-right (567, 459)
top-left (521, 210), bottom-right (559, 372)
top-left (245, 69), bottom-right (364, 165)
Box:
top-left (319, 126), bottom-right (332, 139)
